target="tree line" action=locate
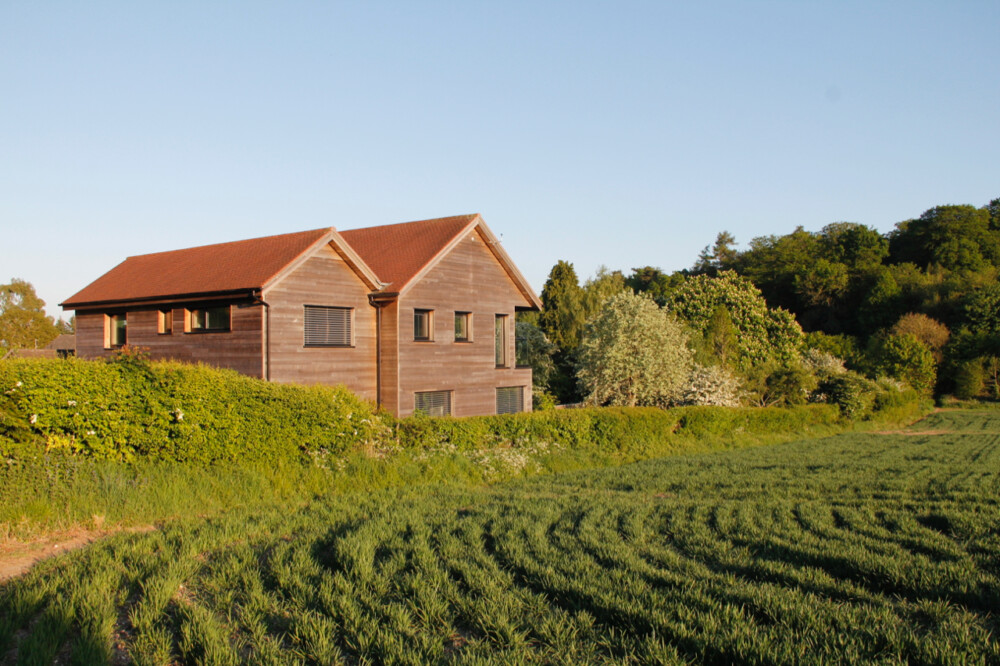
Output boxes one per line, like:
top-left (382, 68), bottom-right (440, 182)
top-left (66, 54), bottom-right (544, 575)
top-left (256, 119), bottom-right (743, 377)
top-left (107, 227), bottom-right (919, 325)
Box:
top-left (519, 196), bottom-right (1000, 407)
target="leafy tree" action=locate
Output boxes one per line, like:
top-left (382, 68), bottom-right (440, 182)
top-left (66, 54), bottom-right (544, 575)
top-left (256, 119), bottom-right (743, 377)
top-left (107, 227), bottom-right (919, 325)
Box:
top-left (0, 278), bottom-right (59, 354)
top-left (890, 313), bottom-right (950, 363)
top-left (576, 291), bottom-right (692, 407)
top-left (539, 261), bottom-right (585, 352)
top-left (817, 222), bottom-right (888, 272)
top-left (625, 266), bottom-right (681, 306)
top-left (866, 333), bottom-right (936, 393)
top-left (794, 259), bottom-right (849, 307)
top-left (693, 231), bottom-right (738, 275)
top-left (515, 321), bottom-right (557, 390)
top-left (665, 271), bottom-right (803, 372)
top-left (681, 365), bottom-right (742, 407)
top-left (889, 205), bottom-right (1000, 272)
top-left (986, 197), bottom-right (1000, 231)
top-left (963, 283), bottom-right (1000, 337)
top-left (582, 266), bottom-right (627, 321)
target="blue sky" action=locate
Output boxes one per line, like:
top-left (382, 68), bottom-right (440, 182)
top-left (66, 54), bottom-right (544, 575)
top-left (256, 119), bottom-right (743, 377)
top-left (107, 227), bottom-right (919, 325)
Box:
top-left (2, 2), bottom-right (998, 319)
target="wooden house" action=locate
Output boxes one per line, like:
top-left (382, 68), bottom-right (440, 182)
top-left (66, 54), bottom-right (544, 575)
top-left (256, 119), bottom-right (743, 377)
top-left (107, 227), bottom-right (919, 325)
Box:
top-left (61, 214), bottom-right (541, 417)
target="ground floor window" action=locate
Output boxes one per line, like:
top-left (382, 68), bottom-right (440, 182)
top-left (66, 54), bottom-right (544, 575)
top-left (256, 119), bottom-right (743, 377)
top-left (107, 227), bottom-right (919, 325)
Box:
top-left (414, 390), bottom-right (451, 416)
top-left (496, 386), bottom-right (525, 414)
top-left (188, 305), bottom-right (231, 332)
top-left (107, 313), bottom-right (126, 348)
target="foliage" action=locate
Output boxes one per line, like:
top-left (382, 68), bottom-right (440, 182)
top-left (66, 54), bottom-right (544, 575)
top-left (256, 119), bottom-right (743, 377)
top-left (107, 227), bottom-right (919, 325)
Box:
top-left (576, 291), bottom-right (693, 407)
top-left (624, 266), bottom-right (682, 306)
top-left (801, 348), bottom-right (847, 379)
top-left (514, 320), bottom-right (556, 389)
top-left (539, 260), bottom-right (586, 352)
top-left (581, 265), bottom-right (627, 319)
top-left (963, 282), bottom-right (1000, 336)
top-left (866, 333), bottom-right (937, 393)
top-left (744, 361), bottom-right (818, 407)
top-left (889, 204), bottom-right (1000, 272)
top-left (818, 371), bottom-right (878, 417)
top-left (681, 364), bottom-right (742, 407)
top-left (665, 271), bottom-right (803, 371)
top-left (953, 359), bottom-right (985, 400)
top-left (0, 358), bottom-right (383, 462)
top-left (0, 278), bottom-right (60, 353)
top-left (890, 313), bottom-right (950, 362)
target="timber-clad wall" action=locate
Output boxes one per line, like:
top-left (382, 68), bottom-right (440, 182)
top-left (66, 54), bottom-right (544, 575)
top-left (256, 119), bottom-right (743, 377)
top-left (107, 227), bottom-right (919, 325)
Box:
top-left (264, 244), bottom-right (377, 401)
top-left (73, 302), bottom-right (264, 376)
top-left (395, 229), bottom-right (533, 417)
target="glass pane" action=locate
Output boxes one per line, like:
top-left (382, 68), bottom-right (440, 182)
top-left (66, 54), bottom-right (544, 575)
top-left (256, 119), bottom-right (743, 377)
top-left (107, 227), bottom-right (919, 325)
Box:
top-left (495, 315), bottom-right (506, 366)
top-left (455, 313), bottom-right (468, 340)
top-left (414, 310), bottom-right (430, 340)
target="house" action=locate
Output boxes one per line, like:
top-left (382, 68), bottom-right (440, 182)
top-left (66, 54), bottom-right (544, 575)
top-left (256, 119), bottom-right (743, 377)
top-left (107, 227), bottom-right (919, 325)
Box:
top-left (6, 334), bottom-right (76, 360)
top-left (60, 215), bottom-right (541, 417)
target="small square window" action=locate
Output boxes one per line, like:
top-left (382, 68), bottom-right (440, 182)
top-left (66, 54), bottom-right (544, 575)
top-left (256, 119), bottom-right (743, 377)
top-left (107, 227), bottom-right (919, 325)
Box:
top-left (414, 309), bottom-right (433, 341)
top-left (158, 309), bottom-right (173, 335)
top-left (454, 312), bottom-right (471, 342)
top-left (304, 305), bottom-right (353, 347)
top-left (496, 386), bottom-right (525, 414)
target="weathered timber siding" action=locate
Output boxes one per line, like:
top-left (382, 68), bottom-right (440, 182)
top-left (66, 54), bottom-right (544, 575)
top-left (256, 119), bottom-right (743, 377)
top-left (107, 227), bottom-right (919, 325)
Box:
top-left (395, 229), bottom-right (533, 417)
top-left (73, 302), bottom-right (264, 377)
top-left (378, 300), bottom-right (400, 415)
top-left (264, 244), bottom-right (377, 401)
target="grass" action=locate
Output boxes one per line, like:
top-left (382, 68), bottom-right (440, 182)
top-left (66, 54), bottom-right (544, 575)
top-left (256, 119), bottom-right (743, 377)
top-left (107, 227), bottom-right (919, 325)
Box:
top-left (2, 410), bottom-right (998, 663)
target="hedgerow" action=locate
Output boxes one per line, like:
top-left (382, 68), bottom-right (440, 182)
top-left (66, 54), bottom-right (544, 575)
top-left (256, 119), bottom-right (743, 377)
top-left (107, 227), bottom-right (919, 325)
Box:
top-left (0, 358), bottom-right (382, 463)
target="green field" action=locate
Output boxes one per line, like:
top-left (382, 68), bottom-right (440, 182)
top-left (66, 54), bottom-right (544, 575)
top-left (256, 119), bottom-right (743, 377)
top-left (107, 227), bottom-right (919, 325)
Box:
top-left (3, 411), bottom-right (999, 664)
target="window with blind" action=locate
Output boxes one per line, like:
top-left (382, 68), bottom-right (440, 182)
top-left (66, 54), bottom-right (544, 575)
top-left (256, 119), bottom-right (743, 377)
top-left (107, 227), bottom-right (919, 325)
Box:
top-left (414, 390), bottom-right (451, 416)
top-left (304, 306), bottom-right (353, 347)
top-left (496, 386), bottom-right (524, 415)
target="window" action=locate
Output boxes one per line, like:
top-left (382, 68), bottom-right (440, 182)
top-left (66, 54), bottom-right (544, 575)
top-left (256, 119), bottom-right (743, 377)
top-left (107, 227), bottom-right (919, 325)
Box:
top-left (414, 390), bottom-right (451, 416)
top-left (304, 306), bottom-right (353, 347)
top-left (107, 314), bottom-right (127, 348)
top-left (158, 309), bottom-right (173, 335)
top-left (454, 312), bottom-right (471, 342)
top-left (188, 305), bottom-right (230, 332)
top-left (414, 309), bottom-right (433, 341)
top-left (495, 314), bottom-right (508, 367)
top-left (496, 386), bottom-right (525, 414)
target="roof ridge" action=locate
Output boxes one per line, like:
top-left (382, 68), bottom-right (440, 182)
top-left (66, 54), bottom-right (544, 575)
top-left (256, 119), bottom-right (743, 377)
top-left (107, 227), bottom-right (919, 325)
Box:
top-left (123, 227), bottom-right (333, 260)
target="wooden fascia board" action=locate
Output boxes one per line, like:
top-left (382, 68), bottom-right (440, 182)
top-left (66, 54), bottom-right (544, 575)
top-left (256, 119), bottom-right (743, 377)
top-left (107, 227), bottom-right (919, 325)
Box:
top-left (474, 221), bottom-right (543, 310)
top-left (63, 290), bottom-right (254, 312)
top-left (262, 228), bottom-right (384, 296)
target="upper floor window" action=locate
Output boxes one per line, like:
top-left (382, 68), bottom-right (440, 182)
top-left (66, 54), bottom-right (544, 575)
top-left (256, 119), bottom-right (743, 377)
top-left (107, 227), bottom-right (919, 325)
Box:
top-left (454, 312), bottom-right (471, 342)
top-left (414, 309), bottom-right (433, 341)
top-left (158, 309), bottom-right (173, 335)
top-left (107, 314), bottom-right (127, 348)
top-left (188, 305), bottom-right (230, 332)
top-left (495, 314), bottom-right (508, 367)
top-left (304, 305), bottom-right (353, 347)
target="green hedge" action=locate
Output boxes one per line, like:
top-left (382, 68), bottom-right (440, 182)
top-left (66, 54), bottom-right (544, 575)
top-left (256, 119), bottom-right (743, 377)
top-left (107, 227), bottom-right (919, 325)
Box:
top-left (0, 358), bottom-right (381, 463)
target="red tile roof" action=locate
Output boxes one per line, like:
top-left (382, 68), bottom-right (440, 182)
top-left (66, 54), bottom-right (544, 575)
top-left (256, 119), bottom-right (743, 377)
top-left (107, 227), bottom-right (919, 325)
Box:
top-left (339, 214), bottom-right (478, 291)
top-left (62, 228), bottom-right (332, 306)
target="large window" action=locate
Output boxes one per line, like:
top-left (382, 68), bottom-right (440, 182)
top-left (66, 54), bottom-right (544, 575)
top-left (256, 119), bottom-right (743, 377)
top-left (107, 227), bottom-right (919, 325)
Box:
top-left (188, 305), bottom-right (230, 332)
top-left (496, 386), bottom-right (525, 414)
top-left (414, 309), bottom-right (433, 341)
top-left (495, 314), bottom-right (508, 367)
top-left (454, 312), bottom-right (471, 342)
top-left (304, 306), bottom-right (353, 347)
top-left (414, 390), bottom-right (451, 416)
top-left (107, 314), bottom-right (127, 348)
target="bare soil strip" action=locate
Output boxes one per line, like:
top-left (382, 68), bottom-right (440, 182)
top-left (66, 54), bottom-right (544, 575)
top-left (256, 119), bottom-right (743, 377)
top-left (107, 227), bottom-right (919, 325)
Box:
top-left (0, 525), bottom-right (156, 583)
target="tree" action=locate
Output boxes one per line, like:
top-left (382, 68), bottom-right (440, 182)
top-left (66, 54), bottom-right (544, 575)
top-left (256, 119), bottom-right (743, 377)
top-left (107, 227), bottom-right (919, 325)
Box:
top-left (581, 266), bottom-right (626, 321)
top-left (888, 205), bottom-right (1000, 272)
top-left (693, 231), bottom-right (737, 275)
top-left (867, 333), bottom-right (936, 393)
top-left (890, 313), bottom-right (950, 363)
top-left (817, 222), bottom-right (888, 272)
top-left (0, 279), bottom-right (59, 354)
top-left (515, 321), bottom-right (557, 390)
top-left (625, 266), bottom-right (680, 306)
top-left (539, 261), bottom-right (585, 352)
top-left (665, 271), bottom-right (803, 372)
top-left (576, 291), bottom-right (692, 407)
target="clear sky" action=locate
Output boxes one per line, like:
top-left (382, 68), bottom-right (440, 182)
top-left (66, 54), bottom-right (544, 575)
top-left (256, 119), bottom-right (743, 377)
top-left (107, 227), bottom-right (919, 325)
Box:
top-left (2, 1), bottom-right (998, 319)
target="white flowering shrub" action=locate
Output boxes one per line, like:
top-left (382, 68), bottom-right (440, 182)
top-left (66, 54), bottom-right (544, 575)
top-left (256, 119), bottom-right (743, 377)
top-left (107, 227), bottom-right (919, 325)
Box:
top-left (802, 349), bottom-right (847, 379)
top-left (576, 291), bottom-right (693, 407)
top-left (681, 365), bottom-right (743, 407)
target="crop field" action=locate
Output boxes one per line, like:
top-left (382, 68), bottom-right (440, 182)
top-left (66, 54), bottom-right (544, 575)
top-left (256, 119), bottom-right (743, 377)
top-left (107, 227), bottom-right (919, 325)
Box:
top-left (2, 410), bottom-right (999, 664)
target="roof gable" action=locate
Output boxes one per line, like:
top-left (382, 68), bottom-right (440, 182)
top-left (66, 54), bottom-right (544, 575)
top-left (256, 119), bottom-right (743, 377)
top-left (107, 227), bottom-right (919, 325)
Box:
top-left (62, 228), bottom-right (341, 307)
top-left (339, 215), bottom-right (477, 292)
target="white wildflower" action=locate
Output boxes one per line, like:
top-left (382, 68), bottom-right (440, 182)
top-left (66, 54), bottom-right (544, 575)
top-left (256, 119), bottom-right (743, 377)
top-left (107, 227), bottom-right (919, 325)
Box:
top-left (67, 400), bottom-right (77, 407)
top-left (29, 414), bottom-right (37, 425)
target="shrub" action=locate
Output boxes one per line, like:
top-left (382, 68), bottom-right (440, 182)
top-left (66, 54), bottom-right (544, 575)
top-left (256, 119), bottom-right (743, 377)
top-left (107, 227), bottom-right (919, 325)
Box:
top-left (954, 359), bottom-right (985, 400)
top-left (0, 358), bottom-right (382, 463)
top-left (818, 372), bottom-right (877, 418)
top-left (681, 365), bottom-right (742, 407)
top-left (866, 333), bottom-right (937, 393)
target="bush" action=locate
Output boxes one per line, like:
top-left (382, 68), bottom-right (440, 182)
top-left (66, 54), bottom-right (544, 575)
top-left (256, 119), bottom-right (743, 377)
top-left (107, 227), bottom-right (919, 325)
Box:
top-left (954, 359), bottom-right (985, 400)
top-left (818, 372), bottom-right (877, 418)
top-left (0, 358), bottom-right (382, 463)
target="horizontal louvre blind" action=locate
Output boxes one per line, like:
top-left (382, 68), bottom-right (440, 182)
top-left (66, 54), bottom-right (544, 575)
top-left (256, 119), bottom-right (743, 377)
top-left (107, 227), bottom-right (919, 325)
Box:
top-left (304, 306), bottom-right (352, 346)
top-left (496, 386), bottom-right (524, 415)
top-left (415, 390), bottom-right (451, 417)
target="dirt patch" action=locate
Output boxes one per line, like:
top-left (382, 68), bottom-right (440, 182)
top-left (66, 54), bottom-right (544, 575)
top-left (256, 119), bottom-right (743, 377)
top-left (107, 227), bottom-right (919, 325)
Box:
top-left (0, 525), bottom-right (156, 583)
